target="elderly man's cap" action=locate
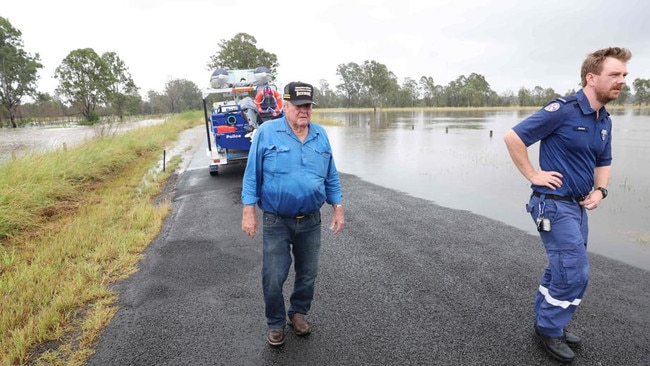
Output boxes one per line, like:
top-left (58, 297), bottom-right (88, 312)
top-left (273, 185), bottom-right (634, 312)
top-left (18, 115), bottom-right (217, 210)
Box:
top-left (283, 81), bottom-right (317, 106)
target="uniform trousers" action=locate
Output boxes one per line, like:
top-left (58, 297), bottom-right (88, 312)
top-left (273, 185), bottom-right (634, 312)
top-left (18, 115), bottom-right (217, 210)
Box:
top-left (527, 194), bottom-right (589, 337)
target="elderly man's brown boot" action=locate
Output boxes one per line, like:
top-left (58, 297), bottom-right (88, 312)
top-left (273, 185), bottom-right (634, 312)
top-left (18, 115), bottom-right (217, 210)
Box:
top-left (288, 313), bottom-right (311, 336)
top-left (267, 328), bottom-right (285, 346)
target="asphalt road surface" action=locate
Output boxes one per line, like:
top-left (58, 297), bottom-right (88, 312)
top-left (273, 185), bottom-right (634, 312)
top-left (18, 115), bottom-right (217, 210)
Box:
top-left (88, 127), bottom-right (650, 366)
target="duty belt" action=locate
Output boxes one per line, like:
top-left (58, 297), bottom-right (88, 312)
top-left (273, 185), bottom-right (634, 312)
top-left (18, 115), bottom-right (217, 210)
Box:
top-left (533, 191), bottom-right (586, 202)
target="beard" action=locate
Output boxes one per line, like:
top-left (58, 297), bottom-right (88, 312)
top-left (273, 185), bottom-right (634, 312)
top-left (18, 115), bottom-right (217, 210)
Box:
top-left (595, 86), bottom-right (620, 105)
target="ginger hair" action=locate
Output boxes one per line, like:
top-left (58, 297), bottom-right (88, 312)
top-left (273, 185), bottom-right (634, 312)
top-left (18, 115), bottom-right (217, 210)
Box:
top-left (581, 47), bottom-right (632, 87)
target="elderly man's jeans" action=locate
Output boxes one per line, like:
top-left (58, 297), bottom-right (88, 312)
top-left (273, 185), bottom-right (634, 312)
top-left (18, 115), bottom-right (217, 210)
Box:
top-left (262, 211), bottom-right (321, 329)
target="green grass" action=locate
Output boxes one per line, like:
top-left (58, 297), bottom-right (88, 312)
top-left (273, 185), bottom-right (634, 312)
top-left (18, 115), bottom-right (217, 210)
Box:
top-left (0, 111), bottom-right (201, 365)
top-left (311, 113), bottom-right (345, 126)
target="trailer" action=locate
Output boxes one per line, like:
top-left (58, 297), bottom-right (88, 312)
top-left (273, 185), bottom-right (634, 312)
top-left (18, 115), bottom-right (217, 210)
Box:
top-left (201, 67), bottom-right (283, 176)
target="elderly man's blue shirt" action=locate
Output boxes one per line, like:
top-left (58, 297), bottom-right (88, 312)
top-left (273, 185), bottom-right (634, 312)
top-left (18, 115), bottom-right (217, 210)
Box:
top-left (241, 117), bottom-right (342, 217)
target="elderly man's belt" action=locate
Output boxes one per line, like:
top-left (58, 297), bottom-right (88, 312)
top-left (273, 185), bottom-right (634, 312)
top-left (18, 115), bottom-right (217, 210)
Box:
top-left (266, 211), bottom-right (316, 220)
top-left (533, 191), bottom-right (586, 202)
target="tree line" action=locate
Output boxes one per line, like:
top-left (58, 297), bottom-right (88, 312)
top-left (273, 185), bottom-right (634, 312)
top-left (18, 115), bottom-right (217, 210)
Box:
top-left (316, 63), bottom-right (642, 110)
top-left (2, 22), bottom-right (649, 128)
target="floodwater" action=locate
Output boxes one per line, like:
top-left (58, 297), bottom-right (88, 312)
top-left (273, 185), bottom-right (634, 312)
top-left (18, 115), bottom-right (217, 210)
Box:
top-left (0, 119), bottom-right (165, 163)
top-left (1, 113), bottom-right (648, 270)
top-left (319, 108), bottom-right (650, 271)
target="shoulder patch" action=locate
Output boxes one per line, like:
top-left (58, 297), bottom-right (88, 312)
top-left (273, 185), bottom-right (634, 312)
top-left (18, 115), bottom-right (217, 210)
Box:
top-left (544, 102), bottom-right (561, 112)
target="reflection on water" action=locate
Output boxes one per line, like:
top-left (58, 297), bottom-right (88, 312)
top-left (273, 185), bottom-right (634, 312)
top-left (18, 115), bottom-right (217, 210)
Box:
top-left (317, 108), bottom-right (650, 270)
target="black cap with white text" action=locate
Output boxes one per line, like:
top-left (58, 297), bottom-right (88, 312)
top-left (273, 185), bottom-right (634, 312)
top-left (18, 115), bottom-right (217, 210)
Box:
top-left (283, 81), bottom-right (317, 106)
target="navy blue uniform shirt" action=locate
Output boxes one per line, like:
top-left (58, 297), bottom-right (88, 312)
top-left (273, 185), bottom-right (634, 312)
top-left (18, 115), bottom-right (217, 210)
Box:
top-left (512, 89), bottom-right (612, 198)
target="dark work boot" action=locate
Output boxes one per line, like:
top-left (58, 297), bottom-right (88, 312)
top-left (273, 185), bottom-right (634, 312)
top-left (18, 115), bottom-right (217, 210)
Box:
top-left (563, 329), bottom-right (581, 347)
top-left (535, 326), bottom-right (575, 363)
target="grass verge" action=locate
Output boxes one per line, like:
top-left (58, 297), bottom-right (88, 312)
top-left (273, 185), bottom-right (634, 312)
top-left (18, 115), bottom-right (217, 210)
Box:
top-left (0, 111), bottom-right (201, 365)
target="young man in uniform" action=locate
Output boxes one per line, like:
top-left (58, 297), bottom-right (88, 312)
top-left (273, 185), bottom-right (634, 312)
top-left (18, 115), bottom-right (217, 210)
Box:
top-left (503, 47), bottom-right (631, 363)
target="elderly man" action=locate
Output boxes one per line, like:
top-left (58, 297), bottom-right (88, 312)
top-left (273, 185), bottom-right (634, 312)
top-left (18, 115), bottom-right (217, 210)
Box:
top-left (241, 81), bottom-right (345, 346)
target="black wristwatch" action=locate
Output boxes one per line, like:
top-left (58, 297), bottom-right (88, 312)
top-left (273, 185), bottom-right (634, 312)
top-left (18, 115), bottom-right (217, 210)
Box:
top-left (595, 187), bottom-right (608, 199)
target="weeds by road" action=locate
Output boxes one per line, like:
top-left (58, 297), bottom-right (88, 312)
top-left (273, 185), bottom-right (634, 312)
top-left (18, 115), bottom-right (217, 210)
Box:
top-left (0, 112), bottom-right (200, 365)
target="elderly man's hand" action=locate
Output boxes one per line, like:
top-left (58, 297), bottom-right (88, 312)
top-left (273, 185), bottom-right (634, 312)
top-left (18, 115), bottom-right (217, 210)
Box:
top-left (329, 205), bottom-right (345, 234)
top-left (241, 206), bottom-right (258, 237)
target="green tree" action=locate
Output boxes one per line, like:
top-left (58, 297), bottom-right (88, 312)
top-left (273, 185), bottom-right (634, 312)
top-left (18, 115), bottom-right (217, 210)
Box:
top-left (444, 74), bottom-right (494, 107)
top-left (632, 78), bottom-right (650, 105)
top-left (531, 86), bottom-right (545, 106)
top-left (361, 60), bottom-right (398, 111)
top-left (207, 33), bottom-right (279, 75)
top-left (144, 89), bottom-right (168, 114)
top-left (315, 79), bottom-right (337, 108)
top-left (498, 90), bottom-right (517, 106)
top-left (518, 87), bottom-right (532, 106)
top-left (336, 62), bottom-right (364, 107)
top-left (18, 92), bottom-right (68, 121)
top-left (102, 51), bottom-right (139, 120)
top-left (464, 73), bottom-right (493, 107)
top-left (54, 48), bottom-right (112, 122)
top-left (565, 88), bottom-right (577, 96)
top-left (443, 79), bottom-right (462, 107)
top-left (419, 76), bottom-right (446, 107)
top-left (164, 79), bottom-right (201, 113)
top-left (419, 76), bottom-right (440, 107)
top-left (0, 16), bottom-right (43, 127)
top-left (542, 88), bottom-right (560, 103)
top-left (399, 77), bottom-right (419, 107)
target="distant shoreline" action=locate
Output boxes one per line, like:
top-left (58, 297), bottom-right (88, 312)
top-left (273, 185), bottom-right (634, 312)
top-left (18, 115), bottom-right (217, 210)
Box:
top-left (312, 104), bottom-right (650, 112)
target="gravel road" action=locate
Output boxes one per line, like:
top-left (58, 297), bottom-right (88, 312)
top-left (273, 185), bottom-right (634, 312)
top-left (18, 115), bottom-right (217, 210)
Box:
top-left (86, 127), bottom-right (650, 365)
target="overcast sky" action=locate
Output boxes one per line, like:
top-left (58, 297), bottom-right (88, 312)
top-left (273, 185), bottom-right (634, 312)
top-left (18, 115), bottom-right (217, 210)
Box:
top-left (3, 0), bottom-right (649, 98)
